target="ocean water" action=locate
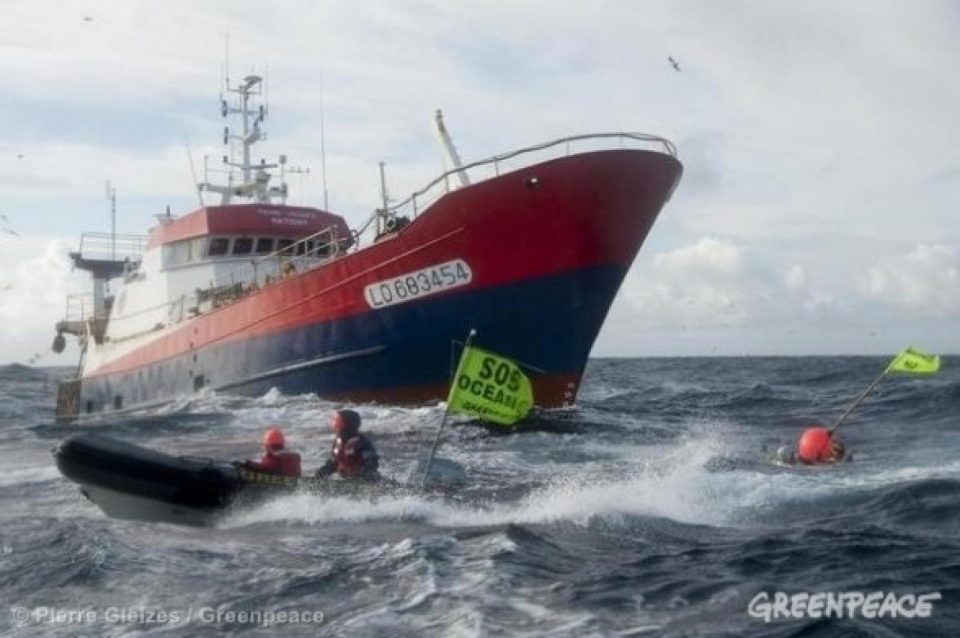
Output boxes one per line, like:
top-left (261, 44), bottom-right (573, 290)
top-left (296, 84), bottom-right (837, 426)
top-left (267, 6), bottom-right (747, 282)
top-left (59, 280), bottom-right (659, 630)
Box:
top-left (1, 357), bottom-right (958, 637)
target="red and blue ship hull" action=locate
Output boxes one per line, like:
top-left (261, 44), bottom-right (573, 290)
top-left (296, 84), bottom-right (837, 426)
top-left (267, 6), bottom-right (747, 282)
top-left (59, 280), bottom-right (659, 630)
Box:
top-left (68, 149), bottom-right (682, 418)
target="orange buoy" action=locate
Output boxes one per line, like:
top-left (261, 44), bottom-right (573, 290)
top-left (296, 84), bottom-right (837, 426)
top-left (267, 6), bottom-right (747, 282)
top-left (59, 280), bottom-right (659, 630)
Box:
top-left (796, 426), bottom-right (832, 464)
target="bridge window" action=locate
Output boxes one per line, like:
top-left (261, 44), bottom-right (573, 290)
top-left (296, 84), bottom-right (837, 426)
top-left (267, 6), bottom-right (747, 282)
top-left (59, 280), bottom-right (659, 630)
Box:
top-left (233, 238), bottom-right (254, 255)
top-left (296, 240), bottom-right (315, 256)
top-left (208, 238), bottom-right (230, 257)
top-left (165, 241), bottom-right (189, 267)
top-left (185, 237), bottom-right (202, 261)
top-left (277, 239), bottom-right (294, 256)
top-left (254, 238), bottom-right (274, 254)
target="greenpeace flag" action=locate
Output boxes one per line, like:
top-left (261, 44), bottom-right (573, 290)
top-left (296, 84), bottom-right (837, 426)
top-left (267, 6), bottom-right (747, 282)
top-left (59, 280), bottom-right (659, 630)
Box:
top-left (447, 345), bottom-right (533, 425)
top-left (886, 347), bottom-right (941, 374)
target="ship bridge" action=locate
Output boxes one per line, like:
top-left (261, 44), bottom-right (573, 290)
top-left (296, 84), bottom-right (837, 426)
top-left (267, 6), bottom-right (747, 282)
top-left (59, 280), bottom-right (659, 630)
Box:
top-left (55, 233), bottom-right (146, 346)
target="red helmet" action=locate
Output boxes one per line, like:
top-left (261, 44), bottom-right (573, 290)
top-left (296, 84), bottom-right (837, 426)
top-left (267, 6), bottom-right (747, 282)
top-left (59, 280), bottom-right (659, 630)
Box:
top-left (262, 427), bottom-right (285, 451)
top-left (332, 409), bottom-right (360, 436)
top-left (796, 426), bottom-right (832, 463)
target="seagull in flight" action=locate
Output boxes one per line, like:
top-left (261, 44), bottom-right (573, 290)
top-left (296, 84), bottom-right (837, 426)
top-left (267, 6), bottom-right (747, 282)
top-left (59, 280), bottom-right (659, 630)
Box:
top-left (0, 214), bottom-right (21, 237)
top-left (668, 56), bottom-right (681, 72)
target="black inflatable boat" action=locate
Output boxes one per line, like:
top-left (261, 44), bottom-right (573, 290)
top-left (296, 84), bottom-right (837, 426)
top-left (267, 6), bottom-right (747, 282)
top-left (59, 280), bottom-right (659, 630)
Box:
top-left (54, 434), bottom-right (466, 526)
top-left (54, 434), bottom-right (308, 525)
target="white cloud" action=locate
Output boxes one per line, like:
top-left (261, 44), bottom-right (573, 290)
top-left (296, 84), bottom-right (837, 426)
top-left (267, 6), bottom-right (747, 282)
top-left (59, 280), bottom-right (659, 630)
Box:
top-left (1, 143), bottom-right (203, 200)
top-left (783, 264), bottom-right (806, 290)
top-left (801, 291), bottom-right (839, 315)
top-left (0, 237), bottom-right (85, 364)
top-left (1, 0), bottom-right (958, 358)
top-left (652, 236), bottom-right (742, 278)
top-left (622, 237), bottom-right (751, 329)
top-left (861, 244), bottom-right (960, 316)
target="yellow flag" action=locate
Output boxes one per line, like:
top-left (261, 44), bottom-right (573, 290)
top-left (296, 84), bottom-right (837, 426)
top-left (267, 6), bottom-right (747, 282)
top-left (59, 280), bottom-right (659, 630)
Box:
top-left (886, 347), bottom-right (940, 374)
top-left (447, 346), bottom-right (533, 425)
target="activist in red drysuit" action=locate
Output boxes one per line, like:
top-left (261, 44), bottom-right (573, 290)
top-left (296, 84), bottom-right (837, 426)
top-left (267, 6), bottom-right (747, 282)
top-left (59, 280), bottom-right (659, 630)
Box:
top-left (315, 410), bottom-right (380, 481)
top-left (240, 427), bottom-right (302, 477)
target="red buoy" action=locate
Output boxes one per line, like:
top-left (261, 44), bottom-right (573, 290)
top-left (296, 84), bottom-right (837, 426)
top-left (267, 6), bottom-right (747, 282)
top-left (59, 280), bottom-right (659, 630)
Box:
top-left (796, 426), bottom-right (832, 464)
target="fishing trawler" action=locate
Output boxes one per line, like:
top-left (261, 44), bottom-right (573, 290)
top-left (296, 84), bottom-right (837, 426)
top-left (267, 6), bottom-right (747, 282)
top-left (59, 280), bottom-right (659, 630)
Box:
top-left (51, 74), bottom-right (683, 422)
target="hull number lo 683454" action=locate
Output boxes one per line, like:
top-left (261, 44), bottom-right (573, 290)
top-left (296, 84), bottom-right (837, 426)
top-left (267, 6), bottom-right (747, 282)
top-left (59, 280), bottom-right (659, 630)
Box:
top-left (365, 259), bottom-right (473, 309)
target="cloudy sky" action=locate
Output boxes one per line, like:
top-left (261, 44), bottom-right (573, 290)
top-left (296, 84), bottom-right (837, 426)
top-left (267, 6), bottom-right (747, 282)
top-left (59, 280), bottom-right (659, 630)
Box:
top-left (1, 0), bottom-right (958, 364)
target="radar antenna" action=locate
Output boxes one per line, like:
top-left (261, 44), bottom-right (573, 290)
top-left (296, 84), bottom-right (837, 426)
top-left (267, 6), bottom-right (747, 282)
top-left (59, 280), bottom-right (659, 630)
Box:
top-left (199, 74), bottom-right (289, 205)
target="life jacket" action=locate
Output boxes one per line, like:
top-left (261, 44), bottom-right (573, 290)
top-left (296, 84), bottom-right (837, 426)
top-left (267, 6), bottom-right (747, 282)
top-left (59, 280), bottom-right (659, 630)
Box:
top-left (274, 450), bottom-right (302, 477)
top-left (333, 435), bottom-right (377, 478)
top-left (250, 450), bottom-right (302, 477)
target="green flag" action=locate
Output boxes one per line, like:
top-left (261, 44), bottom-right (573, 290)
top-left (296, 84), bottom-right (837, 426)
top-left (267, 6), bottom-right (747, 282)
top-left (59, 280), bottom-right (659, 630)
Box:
top-left (447, 345), bottom-right (533, 425)
top-left (886, 347), bottom-right (940, 374)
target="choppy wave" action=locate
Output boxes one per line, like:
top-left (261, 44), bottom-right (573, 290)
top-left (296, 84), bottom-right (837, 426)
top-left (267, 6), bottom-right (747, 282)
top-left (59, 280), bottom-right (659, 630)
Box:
top-left (3, 357), bottom-right (960, 635)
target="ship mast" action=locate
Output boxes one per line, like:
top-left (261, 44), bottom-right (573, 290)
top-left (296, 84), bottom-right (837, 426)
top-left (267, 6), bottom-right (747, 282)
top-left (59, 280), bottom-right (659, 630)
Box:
top-left (435, 109), bottom-right (470, 188)
top-left (199, 75), bottom-right (289, 205)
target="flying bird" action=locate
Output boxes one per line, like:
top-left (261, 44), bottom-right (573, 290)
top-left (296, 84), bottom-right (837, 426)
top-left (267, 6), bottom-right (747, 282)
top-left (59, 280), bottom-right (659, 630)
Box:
top-left (83, 16), bottom-right (93, 22)
top-left (668, 56), bottom-right (681, 72)
top-left (0, 214), bottom-right (20, 237)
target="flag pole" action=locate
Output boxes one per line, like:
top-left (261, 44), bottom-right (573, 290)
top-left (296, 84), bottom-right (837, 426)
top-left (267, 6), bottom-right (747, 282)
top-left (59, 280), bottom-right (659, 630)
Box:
top-left (831, 348), bottom-right (940, 434)
top-left (829, 368), bottom-right (888, 434)
top-left (420, 328), bottom-right (476, 488)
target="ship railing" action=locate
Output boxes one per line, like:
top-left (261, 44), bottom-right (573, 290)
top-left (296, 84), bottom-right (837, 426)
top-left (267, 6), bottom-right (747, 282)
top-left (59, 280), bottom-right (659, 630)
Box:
top-left (193, 224), bottom-right (349, 309)
top-left (76, 232), bottom-right (147, 264)
top-left (83, 292), bottom-right (186, 344)
top-left (250, 224), bottom-right (348, 284)
top-left (85, 290), bottom-right (202, 342)
top-left (385, 132), bottom-right (677, 219)
top-left (55, 293), bottom-right (95, 340)
top-left (93, 225), bottom-right (349, 337)
top-left (63, 293), bottom-right (94, 322)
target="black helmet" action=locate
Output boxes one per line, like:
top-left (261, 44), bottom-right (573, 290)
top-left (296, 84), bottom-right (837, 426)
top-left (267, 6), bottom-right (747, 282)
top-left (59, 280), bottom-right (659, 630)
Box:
top-left (332, 409), bottom-right (361, 436)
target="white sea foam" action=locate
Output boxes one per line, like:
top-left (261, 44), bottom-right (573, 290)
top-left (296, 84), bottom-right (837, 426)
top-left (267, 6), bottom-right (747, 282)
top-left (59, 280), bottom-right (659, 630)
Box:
top-left (0, 465), bottom-right (61, 487)
top-left (141, 388), bottom-right (960, 532)
top-left (220, 432), bottom-right (740, 529)
top-left (218, 414), bottom-right (960, 533)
